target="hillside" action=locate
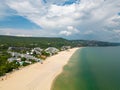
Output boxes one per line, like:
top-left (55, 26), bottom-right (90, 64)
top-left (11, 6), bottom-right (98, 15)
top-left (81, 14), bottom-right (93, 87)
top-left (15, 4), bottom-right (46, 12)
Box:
top-left (0, 35), bottom-right (120, 50)
top-left (0, 35), bottom-right (70, 50)
top-left (0, 35), bottom-right (120, 76)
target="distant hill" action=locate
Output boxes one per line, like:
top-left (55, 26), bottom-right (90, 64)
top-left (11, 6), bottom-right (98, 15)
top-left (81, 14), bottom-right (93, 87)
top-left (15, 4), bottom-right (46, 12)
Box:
top-left (0, 35), bottom-right (70, 49)
top-left (0, 35), bottom-right (120, 50)
top-left (70, 40), bottom-right (120, 47)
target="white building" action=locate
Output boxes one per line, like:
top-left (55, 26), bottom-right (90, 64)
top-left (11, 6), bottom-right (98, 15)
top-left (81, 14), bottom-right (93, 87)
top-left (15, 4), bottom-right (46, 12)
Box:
top-left (45, 47), bottom-right (59, 56)
top-left (31, 47), bottom-right (43, 55)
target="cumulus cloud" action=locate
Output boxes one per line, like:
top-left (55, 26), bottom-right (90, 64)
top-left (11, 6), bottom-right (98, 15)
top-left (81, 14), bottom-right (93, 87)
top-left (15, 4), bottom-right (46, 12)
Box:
top-left (0, 0), bottom-right (120, 42)
top-left (59, 31), bottom-right (72, 36)
top-left (0, 27), bottom-right (59, 37)
top-left (59, 26), bottom-right (79, 36)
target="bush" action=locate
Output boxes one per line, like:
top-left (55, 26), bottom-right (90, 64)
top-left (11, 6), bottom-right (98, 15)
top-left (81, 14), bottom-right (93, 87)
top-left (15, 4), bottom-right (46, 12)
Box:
top-left (21, 57), bottom-right (26, 61)
top-left (22, 62), bottom-right (30, 66)
top-left (41, 51), bottom-right (50, 57)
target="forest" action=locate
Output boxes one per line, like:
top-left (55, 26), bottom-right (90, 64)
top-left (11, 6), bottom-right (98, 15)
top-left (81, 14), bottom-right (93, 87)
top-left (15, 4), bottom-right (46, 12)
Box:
top-left (0, 35), bottom-right (120, 50)
top-left (0, 35), bottom-right (120, 76)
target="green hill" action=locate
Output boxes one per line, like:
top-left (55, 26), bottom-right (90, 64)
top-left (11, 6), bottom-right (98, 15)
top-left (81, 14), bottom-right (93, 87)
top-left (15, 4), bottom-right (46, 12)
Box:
top-left (0, 35), bottom-right (70, 50)
top-left (0, 35), bottom-right (120, 50)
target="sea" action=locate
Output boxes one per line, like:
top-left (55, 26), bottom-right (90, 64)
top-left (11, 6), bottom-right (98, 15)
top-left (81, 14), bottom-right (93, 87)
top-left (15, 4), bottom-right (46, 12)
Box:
top-left (51, 47), bottom-right (120, 90)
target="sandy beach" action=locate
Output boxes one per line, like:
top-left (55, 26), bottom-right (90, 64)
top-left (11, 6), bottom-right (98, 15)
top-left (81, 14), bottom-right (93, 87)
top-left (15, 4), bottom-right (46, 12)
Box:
top-left (0, 48), bottom-right (79, 90)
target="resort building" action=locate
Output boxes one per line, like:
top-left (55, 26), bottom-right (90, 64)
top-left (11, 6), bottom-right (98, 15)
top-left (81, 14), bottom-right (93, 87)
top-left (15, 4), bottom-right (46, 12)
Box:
top-left (61, 46), bottom-right (71, 51)
top-left (45, 47), bottom-right (59, 56)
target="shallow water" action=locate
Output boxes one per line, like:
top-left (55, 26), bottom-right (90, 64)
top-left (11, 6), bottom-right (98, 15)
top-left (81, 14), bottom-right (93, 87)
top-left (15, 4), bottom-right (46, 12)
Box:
top-left (52, 47), bottom-right (120, 90)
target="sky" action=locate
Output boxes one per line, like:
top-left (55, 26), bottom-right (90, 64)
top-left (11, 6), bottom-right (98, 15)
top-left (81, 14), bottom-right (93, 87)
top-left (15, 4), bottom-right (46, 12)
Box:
top-left (0, 0), bottom-right (120, 42)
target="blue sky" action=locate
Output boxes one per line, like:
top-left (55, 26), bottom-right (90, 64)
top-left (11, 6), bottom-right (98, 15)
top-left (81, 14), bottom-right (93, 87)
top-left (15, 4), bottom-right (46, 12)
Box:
top-left (0, 0), bottom-right (120, 42)
top-left (0, 15), bottom-right (40, 29)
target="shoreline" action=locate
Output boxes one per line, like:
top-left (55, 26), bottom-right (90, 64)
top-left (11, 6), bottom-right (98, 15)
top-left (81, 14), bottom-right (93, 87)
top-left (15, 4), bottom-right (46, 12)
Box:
top-left (0, 48), bottom-right (79, 90)
top-left (50, 48), bottom-right (80, 90)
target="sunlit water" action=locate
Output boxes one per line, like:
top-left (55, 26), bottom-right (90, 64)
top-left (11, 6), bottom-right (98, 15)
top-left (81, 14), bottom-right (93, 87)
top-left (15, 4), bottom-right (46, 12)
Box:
top-left (52, 47), bottom-right (120, 90)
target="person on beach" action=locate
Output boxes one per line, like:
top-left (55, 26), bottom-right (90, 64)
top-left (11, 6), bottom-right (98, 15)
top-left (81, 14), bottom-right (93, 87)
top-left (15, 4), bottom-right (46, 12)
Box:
top-left (40, 60), bottom-right (43, 64)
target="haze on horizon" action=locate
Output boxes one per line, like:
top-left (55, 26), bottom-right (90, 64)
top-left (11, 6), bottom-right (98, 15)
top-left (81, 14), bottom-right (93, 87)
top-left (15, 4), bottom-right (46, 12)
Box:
top-left (0, 0), bottom-right (120, 42)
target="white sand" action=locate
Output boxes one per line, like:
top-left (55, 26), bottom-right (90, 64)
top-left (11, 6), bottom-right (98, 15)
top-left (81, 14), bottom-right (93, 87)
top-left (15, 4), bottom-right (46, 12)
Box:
top-left (0, 48), bottom-right (79, 90)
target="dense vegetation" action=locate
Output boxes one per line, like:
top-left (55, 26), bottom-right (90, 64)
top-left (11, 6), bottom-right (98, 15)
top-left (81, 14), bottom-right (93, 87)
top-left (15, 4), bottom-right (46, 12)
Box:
top-left (0, 52), bottom-right (19, 76)
top-left (0, 35), bottom-right (120, 51)
top-left (0, 35), bottom-right (120, 77)
top-left (0, 35), bottom-right (70, 50)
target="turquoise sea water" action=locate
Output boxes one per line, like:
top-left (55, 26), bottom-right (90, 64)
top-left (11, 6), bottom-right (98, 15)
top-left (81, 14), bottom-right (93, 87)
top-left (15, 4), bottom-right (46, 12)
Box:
top-left (52, 47), bottom-right (120, 90)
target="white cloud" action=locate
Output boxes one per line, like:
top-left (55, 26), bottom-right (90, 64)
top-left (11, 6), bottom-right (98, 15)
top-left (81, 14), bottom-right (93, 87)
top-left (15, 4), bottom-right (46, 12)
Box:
top-left (0, 0), bottom-right (120, 42)
top-left (59, 31), bottom-right (72, 36)
top-left (60, 26), bottom-right (79, 36)
top-left (84, 30), bottom-right (94, 35)
top-left (67, 26), bottom-right (74, 30)
top-left (67, 26), bottom-right (79, 33)
top-left (0, 1), bottom-right (10, 19)
top-left (0, 28), bottom-right (59, 37)
top-left (113, 30), bottom-right (120, 33)
top-left (106, 15), bottom-right (120, 26)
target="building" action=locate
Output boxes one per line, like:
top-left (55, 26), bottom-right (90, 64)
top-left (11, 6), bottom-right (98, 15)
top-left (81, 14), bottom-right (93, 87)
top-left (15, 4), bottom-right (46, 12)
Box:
top-left (61, 46), bottom-right (71, 51)
top-left (45, 47), bottom-right (59, 56)
top-left (8, 47), bottom-right (30, 51)
top-left (8, 57), bottom-right (17, 62)
top-left (31, 47), bottom-right (43, 55)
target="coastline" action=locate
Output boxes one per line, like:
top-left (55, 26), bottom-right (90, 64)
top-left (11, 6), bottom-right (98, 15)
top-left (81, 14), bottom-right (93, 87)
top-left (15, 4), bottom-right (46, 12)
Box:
top-left (51, 48), bottom-right (80, 90)
top-left (0, 48), bottom-right (79, 90)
